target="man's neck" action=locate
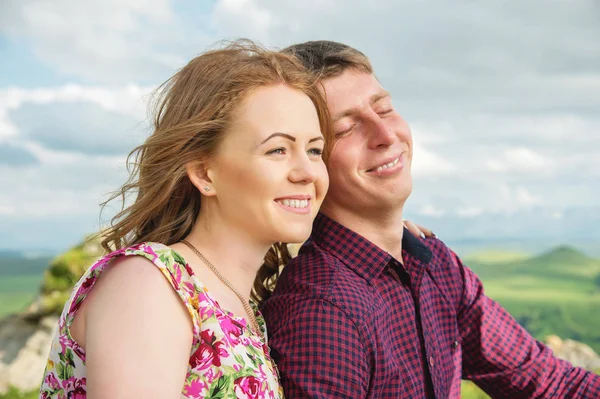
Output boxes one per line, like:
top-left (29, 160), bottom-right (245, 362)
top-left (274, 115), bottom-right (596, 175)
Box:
top-left (321, 207), bottom-right (405, 260)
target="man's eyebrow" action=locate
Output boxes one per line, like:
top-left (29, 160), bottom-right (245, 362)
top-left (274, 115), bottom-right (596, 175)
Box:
top-left (371, 91), bottom-right (391, 105)
top-left (261, 132), bottom-right (295, 144)
top-left (332, 90), bottom-right (392, 122)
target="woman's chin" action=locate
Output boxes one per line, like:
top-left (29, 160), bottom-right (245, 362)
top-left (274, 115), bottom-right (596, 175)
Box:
top-left (276, 227), bottom-right (313, 245)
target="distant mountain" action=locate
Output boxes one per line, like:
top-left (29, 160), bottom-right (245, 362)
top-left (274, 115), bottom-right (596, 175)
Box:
top-left (465, 245), bottom-right (600, 354)
top-left (0, 250), bottom-right (23, 258)
top-left (0, 256), bottom-right (53, 277)
top-left (533, 245), bottom-right (595, 265)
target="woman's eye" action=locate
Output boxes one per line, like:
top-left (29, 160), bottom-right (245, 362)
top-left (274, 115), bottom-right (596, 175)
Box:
top-left (266, 147), bottom-right (286, 155)
top-left (308, 148), bottom-right (323, 157)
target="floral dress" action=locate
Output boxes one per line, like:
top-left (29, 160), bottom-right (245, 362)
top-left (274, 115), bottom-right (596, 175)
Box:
top-left (39, 242), bottom-right (284, 399)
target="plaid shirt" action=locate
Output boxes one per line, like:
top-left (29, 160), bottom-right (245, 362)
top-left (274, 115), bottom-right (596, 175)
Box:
top-left (262, 213), bottom-right (600, 398)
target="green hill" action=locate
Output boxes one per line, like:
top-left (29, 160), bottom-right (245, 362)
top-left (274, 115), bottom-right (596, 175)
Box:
top-left (0, 243), bottom-right (597, 399)
top-left (465, 245), bottom-right (600, 354)
top-left (0, 237), bottom-right (101, 319)
top-left (0, 256), bottom-right (52, 318)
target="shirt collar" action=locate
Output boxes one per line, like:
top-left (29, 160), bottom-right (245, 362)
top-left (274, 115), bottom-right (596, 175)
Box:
top-left (309, 213), bottom-right (433, 282)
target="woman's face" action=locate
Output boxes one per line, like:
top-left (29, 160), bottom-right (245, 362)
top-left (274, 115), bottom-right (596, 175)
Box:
top-left (206, 84), bottom-right (329, 245)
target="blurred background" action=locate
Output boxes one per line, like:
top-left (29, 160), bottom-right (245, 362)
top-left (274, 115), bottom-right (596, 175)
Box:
top-left (0, 1), bottom-right (598, 398)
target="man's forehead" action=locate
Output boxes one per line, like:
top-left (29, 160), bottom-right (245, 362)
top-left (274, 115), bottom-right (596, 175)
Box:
top-left (322, 71), bottom-right (390, 120)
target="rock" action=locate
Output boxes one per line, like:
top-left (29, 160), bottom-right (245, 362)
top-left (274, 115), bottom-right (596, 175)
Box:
top-left (0, 234), bottom-right (102, 394)
top-left (545, 334), bottom-right (600, 371)
top-left (0, 315), bottom-right (58, 394)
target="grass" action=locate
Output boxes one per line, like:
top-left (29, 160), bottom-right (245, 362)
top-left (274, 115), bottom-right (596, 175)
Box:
top-left (459, 246), bottom-right (600, 399)
top-left (0, 387), bottom-right (38, 399)
top-left (1, 246), bottom-right (599, 398)
top-left (462, 381), bottom-right (491, 399)
top-left (0, 274), bottom-right (44, 318)
top-left (466, 246), bottom-right (600, 354)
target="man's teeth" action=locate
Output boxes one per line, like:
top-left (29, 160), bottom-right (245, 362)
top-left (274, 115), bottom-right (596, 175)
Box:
top-left (277, 199), bottom-right (309, 208)
top-left (375, 157), bottom-right (399, 172)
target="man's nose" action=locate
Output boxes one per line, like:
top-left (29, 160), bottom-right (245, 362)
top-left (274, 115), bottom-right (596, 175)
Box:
top-left (367, 116), bottom-right (395, 149)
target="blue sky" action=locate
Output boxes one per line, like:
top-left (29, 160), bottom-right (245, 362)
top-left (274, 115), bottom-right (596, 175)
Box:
top-left (0, 0), bottom-right (599, 254)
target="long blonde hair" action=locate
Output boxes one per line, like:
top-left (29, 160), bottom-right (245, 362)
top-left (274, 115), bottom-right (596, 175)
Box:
top-left (100, 40), bottom-right (333, 305)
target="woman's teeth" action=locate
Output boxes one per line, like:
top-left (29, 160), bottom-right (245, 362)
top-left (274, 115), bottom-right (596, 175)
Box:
top-left (277, 199), bottom-right (309, 208)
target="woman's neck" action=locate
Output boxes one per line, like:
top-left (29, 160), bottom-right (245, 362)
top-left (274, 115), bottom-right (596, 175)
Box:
top-left (178, 211), bottom-right (271, 300)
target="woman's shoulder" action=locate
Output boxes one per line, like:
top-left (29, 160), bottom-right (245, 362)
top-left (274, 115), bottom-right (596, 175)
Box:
top-left (65, 242), bottom-right (202, 331)
top-left (98, 242), bottom-right (195, 282)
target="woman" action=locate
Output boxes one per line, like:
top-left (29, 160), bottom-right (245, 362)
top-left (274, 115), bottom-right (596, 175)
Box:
top-left (40, 40), bottom-right (331, 398)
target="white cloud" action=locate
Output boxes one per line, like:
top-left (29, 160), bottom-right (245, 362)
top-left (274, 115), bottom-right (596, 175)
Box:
top-left (419, 204), bottom-right (446, 217)
top-left (0, 85), bottom-right (152, 118)
top-left (515, 187), bottom-right (541, 207)
top-left (212, 0), bottom-right (275, 40)
top-left (486, 147), bottom-right (553, 174)
top-left (1, 0), bottom-right (599, 250)
top-left (411, 128), bottom-right (458, 177)
top-left (456, 207), bottom-right (485, 218)
top-left (0, 85), bottom-right (153, 155)
top-left (0, 0), bottom-right (186, 83)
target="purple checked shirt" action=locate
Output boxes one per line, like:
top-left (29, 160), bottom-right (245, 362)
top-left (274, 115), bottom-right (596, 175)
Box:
top-left (262, 213), bottom-right (600, 398)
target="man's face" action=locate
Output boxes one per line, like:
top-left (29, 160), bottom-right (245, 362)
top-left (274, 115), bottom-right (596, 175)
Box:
top-left (320, 69), bottom-right (413, 219)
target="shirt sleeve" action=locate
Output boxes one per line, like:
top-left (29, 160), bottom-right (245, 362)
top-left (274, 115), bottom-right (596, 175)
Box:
top-left (453, 250), bottom-right (600, 398)
top-left (266, 297), bottom-right (371, 399)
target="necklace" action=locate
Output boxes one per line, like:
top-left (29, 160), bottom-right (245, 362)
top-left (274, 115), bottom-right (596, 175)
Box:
top-left (181, 239), bottom-right (261, 336)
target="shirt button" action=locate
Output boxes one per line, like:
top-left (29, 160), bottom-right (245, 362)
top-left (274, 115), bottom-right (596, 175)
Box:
top-left (453, 340), bottom-right (460, 348)
top-left (429, 356), bottom-right (434, 367)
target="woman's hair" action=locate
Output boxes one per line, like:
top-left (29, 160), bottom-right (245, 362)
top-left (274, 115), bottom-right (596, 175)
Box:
top-left (99, 39), bottom-right (333, 305)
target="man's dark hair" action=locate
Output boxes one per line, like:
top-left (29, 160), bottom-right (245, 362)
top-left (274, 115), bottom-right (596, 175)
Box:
top-left (281, 40), bottom-right (373, 80)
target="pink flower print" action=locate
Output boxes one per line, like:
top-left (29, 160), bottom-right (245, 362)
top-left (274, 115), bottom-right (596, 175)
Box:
top-left (189, 330), bottom-right (228, 370)
top-left (61, 376), bottom-right (86, 392)
top-left (183, 377), bottom-right (208, 395)
top-left (44, 373), bottom-right (61, 390)
top-left (71, 386), bottom-right (86, 399)
top-left (182, 281), bottom-right (196, 298)
top-left (221, 317), bottom-right (244, 346)
top-left (172, 262), bottom-right (183, 284)
top-left (58, 331), bottom-right (70, 353)
top-left (234, 375), bottom-right (263, 399)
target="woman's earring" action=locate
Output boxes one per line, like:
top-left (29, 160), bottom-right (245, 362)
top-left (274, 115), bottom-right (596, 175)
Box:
top-left (204, 186), bottom-right (211, 192)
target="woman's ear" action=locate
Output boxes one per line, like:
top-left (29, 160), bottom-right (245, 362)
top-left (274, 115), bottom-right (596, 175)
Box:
top-left (186, 161), bottom-right (217, 197)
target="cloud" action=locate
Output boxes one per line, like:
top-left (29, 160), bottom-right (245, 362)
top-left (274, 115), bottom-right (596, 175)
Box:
top-left (0, 85), bottom-right (153, 153)
top-left (10, 102), bottom-right (146, 155)
top-left (0, 142), bottom-right (38, 166)
top-left (455, 207), bottom-right (485, 218)
top-left (1, 0), bottom-right (599, 251)
top-left (410, 125), bottom-right (458, 177)
top-left (0, 0), bottom-right (191, 83)
top-left (485, 147), bottom-right (553, 174)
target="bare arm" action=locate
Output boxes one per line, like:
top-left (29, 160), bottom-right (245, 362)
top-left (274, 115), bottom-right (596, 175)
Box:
top-left (84, 256), bottom-right (193, 399)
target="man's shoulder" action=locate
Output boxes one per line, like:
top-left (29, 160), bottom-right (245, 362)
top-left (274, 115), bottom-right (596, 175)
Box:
top-left (417, 235), bottom-right (462, 271)
top-left (265, 241), bottom-right (376, 318)
top-left (415, 235), bottom-right (472, 306)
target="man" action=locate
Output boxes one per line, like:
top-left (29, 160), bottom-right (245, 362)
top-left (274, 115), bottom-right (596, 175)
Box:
top-left (261, 41), bottom-right (600, 398)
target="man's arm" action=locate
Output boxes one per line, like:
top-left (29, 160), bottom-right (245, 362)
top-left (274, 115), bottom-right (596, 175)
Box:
top-left (266, 297), bottom-right (370, 399)
top-left (452, 251), bottom-right (600, 398)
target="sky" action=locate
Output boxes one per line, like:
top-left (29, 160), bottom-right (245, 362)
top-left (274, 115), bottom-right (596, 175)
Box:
top-left (0, 0), bottom-right (599, 254)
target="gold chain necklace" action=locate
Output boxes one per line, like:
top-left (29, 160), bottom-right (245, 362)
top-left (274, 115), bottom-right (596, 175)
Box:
top-left (181, 239), bottom-right (261, 336)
